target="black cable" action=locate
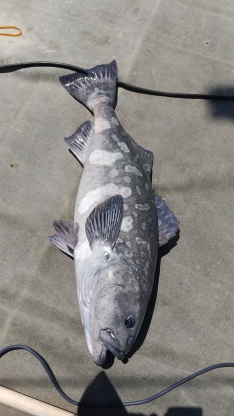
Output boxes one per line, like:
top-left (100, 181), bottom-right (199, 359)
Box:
top-left (0, 344), bottom-right (233, 408)
top-left (1, 60), bottom-right (234, 100)
top-left (0, 61), bottom-right (87, 74)
top-left (0, 345), bottom-right (78, 406)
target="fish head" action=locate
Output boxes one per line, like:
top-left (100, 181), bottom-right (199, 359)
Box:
top-left (89, 257), bottom-right (143, 366)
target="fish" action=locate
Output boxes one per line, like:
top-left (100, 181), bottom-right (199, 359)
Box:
top-left (48, 61), bottom-right (179, 366)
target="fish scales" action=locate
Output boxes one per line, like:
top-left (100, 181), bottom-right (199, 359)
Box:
top-left (49, 61), bottom-right (179, 365)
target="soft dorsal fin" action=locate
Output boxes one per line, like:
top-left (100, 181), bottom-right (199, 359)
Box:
top-left (48, 220), bottom-right (79, 258)
top-left (85, 195), bottom-right (123, 249)
top-left (64, 120), bottom-right (94, 165)
top-left (126, 132), bottom-right (154, 175)
top-left (154, 191), bottom-right (180, 247)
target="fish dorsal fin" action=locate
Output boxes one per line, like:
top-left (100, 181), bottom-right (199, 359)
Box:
top-left (127, 133), bottom-right (154, 175)
top-left (48, 220), bottom-right (79, 258)
top-left (85, 195), bottom-right (123, 249)
top-left (154, 191), bottom-right (180, 247)
top-left (64, 120), bottom-right (94, 165)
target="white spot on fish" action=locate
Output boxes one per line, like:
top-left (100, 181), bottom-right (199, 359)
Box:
top-left (78, 184), bottom-right (131, 214)
top-left (136, 237), bottom-right (151, 256)
top-left (120, 186), bottom-right (132, 198)
top-left (117, 237), bottom-right (123, 244)
top-left (89, 150), bottom-right (123, 166)
top-left (135, 203), bottom-right (150, 210)
top-left (109, 168), bottom-right (118, 178)
top-left (136, 185), bottom-right (141, 195)
top-left (117, 142), bottom-right (130, 153)
top-left (125, 250), bottom-right (133, 258)
top-left (136, 237), bottom-right (147, 245)
top-left (141, 221), bottom-right (146, 230)
top-left (121, 216), bottom-right (133, 232)
top-left (111, 134), bottom-right (119, 142)
top-left (143, 163), bottom-right (151, 171)
top-left (124, 176), bottom-right (131, 184)
top-left (126, 241), bottom-right (132, 248)
top-left (143, 261), bottom-right (150, 273)
top-left (95, 118), bottom-right (111, 133)
top-left (111, 117), bottom-right (119, 126)
top-left (75, 240), bottom-right (92, 261)
top-left (125, 165), bottom-right (143, 176)
top-left (88, 94), bottom-right (109, 107)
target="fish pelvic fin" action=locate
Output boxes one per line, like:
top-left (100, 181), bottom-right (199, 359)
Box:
top-left (64, 120), bottom-right (94, 166)
top-left (59, 60), bottom-right (118, 112)
top-left (154, 191), bottom-right (180, 247)
top-left (48, 220), bottom-right (79, 258)
top-left (85, 195), bottom-right (123, 249)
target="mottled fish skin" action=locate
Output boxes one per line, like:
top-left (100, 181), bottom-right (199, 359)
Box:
top-left (50, 61), bottom-right (179, 366)
top-left (75, 105), bottom-right (158, 364)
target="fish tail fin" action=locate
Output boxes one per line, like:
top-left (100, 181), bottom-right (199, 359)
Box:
top-left (59, 60), bottom-right (118, 112)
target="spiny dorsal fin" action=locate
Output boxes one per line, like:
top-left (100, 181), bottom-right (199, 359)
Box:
top-left (64, 120), bottom-right (94, 165)
top-left (154, 191), bottom-right (180, 247)
top-left (85, 195), bottom-right (123, 249)
top-left (48, 220), bottom-right (79, 258)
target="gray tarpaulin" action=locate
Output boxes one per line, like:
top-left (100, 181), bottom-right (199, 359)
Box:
top-left (0, 1), bottom-right (234, 415)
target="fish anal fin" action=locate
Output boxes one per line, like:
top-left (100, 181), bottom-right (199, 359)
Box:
top-left (48, 220), bottom-right (79, 258)
top-left (154, 191), bottom-right (180, 247)
top-left (64, 120), bottom-right (94, 165)
top-left (85, 195), bottom-right (123, 249)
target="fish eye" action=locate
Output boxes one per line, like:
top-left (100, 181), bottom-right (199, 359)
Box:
top-left (125, 315), bottom-right (135, 328)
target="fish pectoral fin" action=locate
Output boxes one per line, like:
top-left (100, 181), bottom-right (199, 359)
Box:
top-left (48, 220), bottom-right (79, 258)
top-left (154, 191), bottom-right (180, 247)
top-left (64, 120), bottom-right (94, 166)
top-left (85, 195), bottom-right (123, 249)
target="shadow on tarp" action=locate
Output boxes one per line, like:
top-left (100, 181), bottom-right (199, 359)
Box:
top-left (206, 86), bottom-right (234, 120)
top-left (77, 371), bottom-right (202, 416)
top-left (165, 409), bottom-right (202, 416)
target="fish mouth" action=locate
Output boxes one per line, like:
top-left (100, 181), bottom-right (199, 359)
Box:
top-left (99, 333), bottom-right (125, 360)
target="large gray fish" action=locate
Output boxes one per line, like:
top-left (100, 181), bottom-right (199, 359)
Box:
top-left (49, 61), bottom-right (179, 366)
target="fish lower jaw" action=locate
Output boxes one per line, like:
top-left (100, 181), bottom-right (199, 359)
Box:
top-left (99, 336), bottom-right (125, 361)
top-left (92, 342), bottom-right (107, 366)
